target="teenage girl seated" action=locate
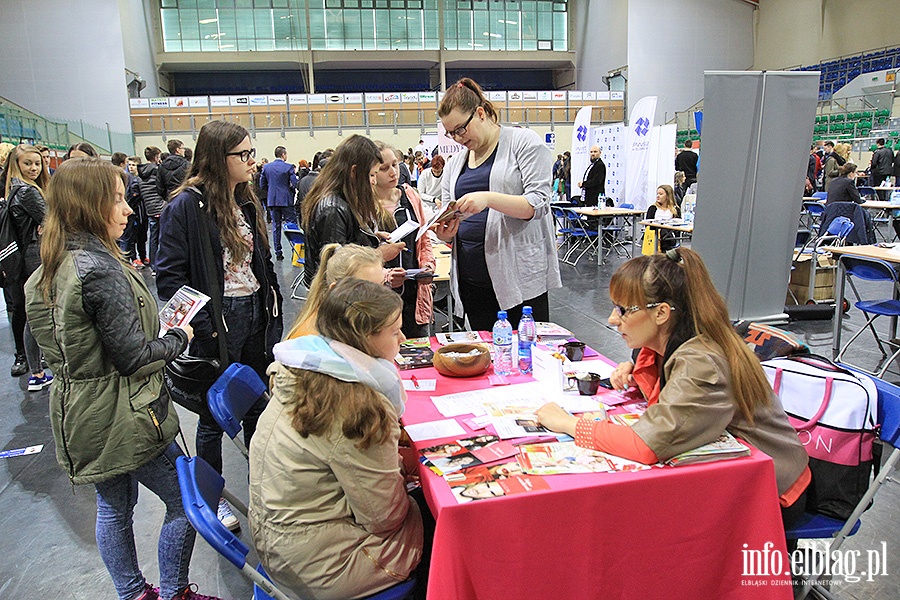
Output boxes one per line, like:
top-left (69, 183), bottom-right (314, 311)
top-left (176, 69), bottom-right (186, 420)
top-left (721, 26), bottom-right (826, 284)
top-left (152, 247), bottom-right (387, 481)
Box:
top-left (536, 248), bottom-right (811, 533)
top-left (644, 184), bottom-right (681, 252)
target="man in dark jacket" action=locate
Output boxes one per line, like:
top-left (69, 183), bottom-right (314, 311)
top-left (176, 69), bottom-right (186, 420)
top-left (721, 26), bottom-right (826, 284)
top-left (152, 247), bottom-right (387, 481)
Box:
top-left (156, 139), bottom-right (190, 201)
top-left (675, 140), bottom-right (699, 189)
top-left (139, 146), bottom-right (166, 274)
top-left (871, 138), bottom-right (895, 200)
top-left (578, 145), bottom-right (606, 206)
top-left (260, 146), bottom-right (299, 260)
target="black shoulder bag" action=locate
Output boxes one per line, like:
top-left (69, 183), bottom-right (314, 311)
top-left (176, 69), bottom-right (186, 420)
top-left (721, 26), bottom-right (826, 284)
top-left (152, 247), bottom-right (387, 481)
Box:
top-left (164, 198), bottom-right (230, 417)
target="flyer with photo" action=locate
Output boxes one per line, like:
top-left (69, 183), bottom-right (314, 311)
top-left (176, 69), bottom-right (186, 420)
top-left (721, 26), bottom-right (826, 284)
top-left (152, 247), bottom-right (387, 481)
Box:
top-left (158, 286), bottom-right (210, 332)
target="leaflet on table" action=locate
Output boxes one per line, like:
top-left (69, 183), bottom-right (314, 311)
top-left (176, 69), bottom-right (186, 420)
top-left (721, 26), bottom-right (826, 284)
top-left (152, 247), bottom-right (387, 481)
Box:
top-left (158, 285), bottom-right (210, 332)
top-left (388, 219), bottom-right (420, 243)
top-left (444, 460), bottom-right (550, 504)
top-left (430, 381), bottom-right (604, 423)
top-left (419, 435), bottom-right (518, 476)
top-left (516, 441), bottom-right (651, 475)
top-left (403, 418), bottom-right (466, 442)
top-left (435, 331), bottom-right (492, 345)
top-left (534, 322), bottom-right (574, 339)
top-left (394, 337), bottom-right (434, 370)
top-left (664, 431), bottom-right (750, 467)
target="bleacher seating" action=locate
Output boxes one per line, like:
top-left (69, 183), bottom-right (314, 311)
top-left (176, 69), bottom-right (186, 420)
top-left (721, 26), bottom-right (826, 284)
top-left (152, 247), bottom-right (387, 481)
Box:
top-left (795, 46), bottom-right (900, 100)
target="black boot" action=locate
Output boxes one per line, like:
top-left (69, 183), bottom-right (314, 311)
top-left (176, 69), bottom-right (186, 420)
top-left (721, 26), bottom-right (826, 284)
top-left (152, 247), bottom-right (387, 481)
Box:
top-left (11, 353), bottom-right (27, 377)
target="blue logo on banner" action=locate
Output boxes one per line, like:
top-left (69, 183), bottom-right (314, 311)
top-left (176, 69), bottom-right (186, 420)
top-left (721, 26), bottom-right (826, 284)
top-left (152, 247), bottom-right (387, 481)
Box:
top-left (576, 125), bottom-right (588, 142)
top-left (634, 117), bottom-right (650, 137)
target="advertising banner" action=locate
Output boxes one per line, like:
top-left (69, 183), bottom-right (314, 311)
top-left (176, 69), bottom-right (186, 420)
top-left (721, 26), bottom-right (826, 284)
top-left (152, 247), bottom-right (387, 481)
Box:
top-left (623, 95), bottom-right (657, 210)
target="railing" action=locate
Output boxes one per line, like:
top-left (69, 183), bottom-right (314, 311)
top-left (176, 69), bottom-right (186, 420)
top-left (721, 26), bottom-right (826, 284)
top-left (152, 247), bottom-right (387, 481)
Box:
top-left (0, 96), bottom-right (128, 154)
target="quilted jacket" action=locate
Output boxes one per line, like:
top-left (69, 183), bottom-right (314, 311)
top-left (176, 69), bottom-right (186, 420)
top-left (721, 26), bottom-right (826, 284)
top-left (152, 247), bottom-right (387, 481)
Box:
top-left (303, 193), bottom-right (381, 286)
top-left (24, 233), bottom-right (187, 484)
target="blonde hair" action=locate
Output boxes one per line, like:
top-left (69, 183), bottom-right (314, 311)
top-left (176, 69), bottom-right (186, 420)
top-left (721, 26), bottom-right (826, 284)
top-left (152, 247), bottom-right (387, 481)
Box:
top-left (288, 278), bottom-right (402, 449)
top-left (4, 144), bottom-right (50, 198)
top-left (609, 248), bottom-right (772, 423)
top-left (373, 140), bottom-right (401, 230)
top-left (0, 143), bottom-right (15, 170)
top-left (835, 143), bottom-right (851, 160)
top-left (38, 158), bottom-right (127, 298)
top-left (286, 243), bottom-right (383, 339)
top-left (656, 185), bottom-right (678, 214)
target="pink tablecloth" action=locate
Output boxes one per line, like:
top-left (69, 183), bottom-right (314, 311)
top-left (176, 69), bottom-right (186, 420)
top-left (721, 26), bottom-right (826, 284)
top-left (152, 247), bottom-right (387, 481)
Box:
top-left (400, 357), bottom-right (793, 600)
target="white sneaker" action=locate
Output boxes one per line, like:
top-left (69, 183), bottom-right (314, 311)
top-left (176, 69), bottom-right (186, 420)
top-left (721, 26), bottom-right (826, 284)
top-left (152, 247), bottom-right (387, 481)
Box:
top-left (217, 498), bottom-right (240, 531)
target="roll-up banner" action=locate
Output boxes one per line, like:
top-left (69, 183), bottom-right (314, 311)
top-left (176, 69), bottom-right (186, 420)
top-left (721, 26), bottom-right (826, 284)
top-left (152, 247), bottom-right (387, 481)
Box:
top-left (623, 96), bottom-right (657, 210)
top-left (570, 105), bottom-right (593, 202)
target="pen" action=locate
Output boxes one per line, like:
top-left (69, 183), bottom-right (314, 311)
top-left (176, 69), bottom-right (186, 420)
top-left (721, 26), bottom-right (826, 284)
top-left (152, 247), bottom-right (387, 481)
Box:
top-left (411, 375), bottom-right (420, 389)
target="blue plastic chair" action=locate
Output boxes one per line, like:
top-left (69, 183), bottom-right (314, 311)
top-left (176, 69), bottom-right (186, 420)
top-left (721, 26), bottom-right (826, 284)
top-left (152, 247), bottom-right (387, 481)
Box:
top-left (795, 217), bottom-right (853, 304)
top-left (811, 191), bottom-right (828, 200)
top-left (786, 368), bottom-right (900, 600)
top-left (835, 256), bottom-right (900, 377)
top-left (282, 225), bottom-right (307, 300)
top-left (561, 207), bottom-right (598, 265)
top-left (208, 363), bottom-right (270, 459)
top-left (802, 200), bottom-right (825, 233)
top-left (177, 455), bottom-right (418, 600)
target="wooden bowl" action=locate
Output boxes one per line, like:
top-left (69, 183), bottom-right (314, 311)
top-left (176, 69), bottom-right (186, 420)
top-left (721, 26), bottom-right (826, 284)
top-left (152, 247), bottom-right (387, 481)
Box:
top-left (433, 343), bottom-right (492, 378)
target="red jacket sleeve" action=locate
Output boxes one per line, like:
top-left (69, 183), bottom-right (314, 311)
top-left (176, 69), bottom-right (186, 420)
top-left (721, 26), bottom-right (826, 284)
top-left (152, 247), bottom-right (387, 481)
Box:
top-left (574, 418), bottom-right (659, 464)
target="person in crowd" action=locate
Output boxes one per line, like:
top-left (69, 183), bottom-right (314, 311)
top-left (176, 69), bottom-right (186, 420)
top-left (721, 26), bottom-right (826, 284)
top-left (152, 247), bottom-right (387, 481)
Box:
top-left (644, 184), bottom-right (681, 252)
top-left (301, 135), bottom-right (404, 286)
top-left (673, 171), bottom-right (687, 208)
top-left (0, 142), bottom-right (26, 376)
top-left (64, 142), bottom-right (98, 160)
top-left (156, 139), bottom-right (190, 201)
top-left (285, 243), bottom-right (384, 339)
top-left (296, 158), bottom-right (310, 180)
top-left (250, 278), bottom-right (430, 600)
top-left (373, 141), bottom-right (435, 338)
top-left (561, 150), bottom-right (571, 202)
top-left (183, 148), bottom-right (193, 162)
top-left (5, 145), bottom-right (53, 389)
top-left (36, 145), bottom-right (55, 176)
top-left (398, 152), bottom-right (413, 187)
top-left (825, 163), bottom-right (863, 205)
top-left (138, 146), bottom-right (167, 275)
top-left (156, 120), bottom-right (283, 532)
top-left (433, 77), bottom-right (561, 331)
top-left (417, 154), bottom-right (445, 206)
top-left (24, 158), bottom-right (219, 600)
top-left (806, 144), bottom-right (820, 196)
top-left (295, 150), bottom-right (332, 222)
top-left (111, 153), bottom-right (148, 268)
top-left (127, 156), bottom-right (149, 267)
top-left (577, 145), bottom-right (606, 206)
top-left (675, 140), bottom-right (698, 189)
top-left (870, 137), bottom-right (895, 200)
top-left (823, 141), bottom-right (847, 192)
top-left (535, 248), bottom-right (810, 549)
top-left (260, 145), bottom-right (299, 261)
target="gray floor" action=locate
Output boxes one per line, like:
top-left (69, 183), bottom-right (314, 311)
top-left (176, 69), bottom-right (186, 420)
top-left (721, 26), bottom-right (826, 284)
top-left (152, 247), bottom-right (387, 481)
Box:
top-left (1, 234), bottom-right (899, 599)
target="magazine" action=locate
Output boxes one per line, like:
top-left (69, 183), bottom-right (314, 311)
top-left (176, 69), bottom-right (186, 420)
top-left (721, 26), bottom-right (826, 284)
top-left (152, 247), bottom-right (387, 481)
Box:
top-left (516, 441), bottom-right (650, 474)
top-left (395, 337), bottom-right (435, 370)
top-left (435, 331), bottom-right (491, 345)
top-left (444, 460), bottom-right (550, 503)
top-left (417, 201), bottom-right (461, 240)
top-left (535, 322), bottom-right (574, 338)
top-left (419, 435), bottom-right (519, 476)
top-left (158, 286), bottom-right (210, 332)
top-left (608, 413), bottom-right (642, 427)
top-left (664, 431), bottom-right (751, 467)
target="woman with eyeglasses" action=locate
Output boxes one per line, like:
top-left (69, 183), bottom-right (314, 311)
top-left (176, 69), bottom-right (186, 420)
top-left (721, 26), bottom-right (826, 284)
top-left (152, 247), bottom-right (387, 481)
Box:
top-left (156, 120), bottom-right (283, 531)
top-left (302, 135), bottom-right (405, 287)
top-left (536, 248), bottom-right (810, 540)
top-left (372, 141), bottom-right (435, 339)
top-left (433, 78), bottom-right (561, 331)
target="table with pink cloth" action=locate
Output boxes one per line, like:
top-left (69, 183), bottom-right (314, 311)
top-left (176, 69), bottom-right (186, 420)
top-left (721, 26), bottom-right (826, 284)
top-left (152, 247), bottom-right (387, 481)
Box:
top-left (400, 349), bottom-right (793, 600)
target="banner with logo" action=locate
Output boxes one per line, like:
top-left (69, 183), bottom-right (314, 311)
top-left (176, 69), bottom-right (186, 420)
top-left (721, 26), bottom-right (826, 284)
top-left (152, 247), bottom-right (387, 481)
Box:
top-left (570, 105), bottom-right (593, 201)
top-left (591, 123), bottom-right (624, 203)
top-left (624, 95), bottom-right (657, 210)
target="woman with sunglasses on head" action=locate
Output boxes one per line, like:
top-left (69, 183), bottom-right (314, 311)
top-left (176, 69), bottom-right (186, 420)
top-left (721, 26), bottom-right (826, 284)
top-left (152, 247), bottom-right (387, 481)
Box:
top-left (536, 248), bottom-right (810, 540)
top-left (372, 141), bottom-right (435, 339)
top-left (25, 158), bottom-right (218, 600)
top-left (156, 120), bottom-right (283, 531)
top-left (434, 78), bottom-right (561, 331)
top-left (302, 135), bottom-right (405, 287)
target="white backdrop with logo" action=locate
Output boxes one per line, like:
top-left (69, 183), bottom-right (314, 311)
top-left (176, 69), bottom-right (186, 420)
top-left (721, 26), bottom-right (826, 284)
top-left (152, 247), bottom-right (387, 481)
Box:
top-left (647, 123), bottom-right (677, 208)
top-left (570, 106), bottom-right (593, 201)
top-left (590, 124), bottom-right (624, 203)
top-left (624, 96), bottom-right (658, 210)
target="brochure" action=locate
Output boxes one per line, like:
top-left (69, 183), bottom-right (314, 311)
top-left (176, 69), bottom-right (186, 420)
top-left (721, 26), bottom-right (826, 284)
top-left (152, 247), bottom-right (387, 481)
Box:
top-left (388, 219), bottom-right (420, 243)
top-left (534, 322), bottom-right (574, 338)
top-left (444, 460), bottom-right (550, 503)
top-left (435, 331), bottom-right (491, 345)
top-left (419, 435), bottom-right (519, 476)
top-left (158, 286), bottom-right (210, 332)
top-left (664, 431), bottom-right (751, 467)
top-left (395, 337), bottom-right (435, 370)
top-left (417, 201), bottom-right (461, 240)
top-left (516, 441), bottom-right (650, 474)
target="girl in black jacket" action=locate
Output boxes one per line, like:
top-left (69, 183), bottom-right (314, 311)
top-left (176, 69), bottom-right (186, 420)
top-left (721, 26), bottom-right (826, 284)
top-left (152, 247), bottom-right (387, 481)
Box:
top-left (156, 120), bottom-right (283, 532)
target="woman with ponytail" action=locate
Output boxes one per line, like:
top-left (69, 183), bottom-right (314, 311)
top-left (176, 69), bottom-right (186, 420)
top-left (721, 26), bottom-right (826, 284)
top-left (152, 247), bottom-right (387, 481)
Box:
top-left (537, 248), bottom-right (810, 533)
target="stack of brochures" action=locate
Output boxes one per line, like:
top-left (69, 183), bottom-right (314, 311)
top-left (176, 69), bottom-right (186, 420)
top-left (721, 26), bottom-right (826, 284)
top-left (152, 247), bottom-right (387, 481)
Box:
top-left (664, 431), bottom-right (751, 467)
top-left (394, 337), bottom-right (434, 370)
top-left (419, 435), bottom-right (518, 476)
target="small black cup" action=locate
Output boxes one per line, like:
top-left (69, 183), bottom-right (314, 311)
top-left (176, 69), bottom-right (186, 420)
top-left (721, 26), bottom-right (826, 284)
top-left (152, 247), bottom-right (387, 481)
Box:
top-left (559, 341), bottom-right (586, 362)
top-left (573, 372), bottom-right (602, 396)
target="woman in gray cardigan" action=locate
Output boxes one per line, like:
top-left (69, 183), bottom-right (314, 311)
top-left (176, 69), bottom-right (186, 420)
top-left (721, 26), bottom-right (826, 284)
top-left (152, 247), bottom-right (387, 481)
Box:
top-left (434, 78), bottom-right (561, 330)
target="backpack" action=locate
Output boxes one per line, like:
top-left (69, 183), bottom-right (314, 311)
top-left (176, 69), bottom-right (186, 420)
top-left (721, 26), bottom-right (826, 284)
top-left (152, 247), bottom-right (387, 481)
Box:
top-left (0, 188), bottom-right (23, 288)
top-left (761, 354), bottom-right (878, 520)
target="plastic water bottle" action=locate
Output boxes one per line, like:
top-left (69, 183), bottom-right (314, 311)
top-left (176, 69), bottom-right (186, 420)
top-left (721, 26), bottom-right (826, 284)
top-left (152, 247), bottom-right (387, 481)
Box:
top-left (682, 196), bottom-right (695, 224)
top-left (492, 310), bottom-right (514, 376)
top-left (517, 306), bottom-right (536, 374)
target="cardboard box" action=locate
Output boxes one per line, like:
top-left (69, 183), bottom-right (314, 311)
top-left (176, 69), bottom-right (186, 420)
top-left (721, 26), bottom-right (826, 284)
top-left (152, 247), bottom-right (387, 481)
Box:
top-left (790, 253), bottom-right (836, 302)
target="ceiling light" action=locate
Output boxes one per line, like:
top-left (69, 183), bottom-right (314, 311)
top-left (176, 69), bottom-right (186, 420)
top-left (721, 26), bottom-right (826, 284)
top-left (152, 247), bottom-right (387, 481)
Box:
top-left (499, 19), bottom-right (518, 25)
top-left (199, 18), bottom-right (218, 24)
top-left (219, 44), bottom-right (234, 49)
top-left (482, 32), bottom-right (502, 38)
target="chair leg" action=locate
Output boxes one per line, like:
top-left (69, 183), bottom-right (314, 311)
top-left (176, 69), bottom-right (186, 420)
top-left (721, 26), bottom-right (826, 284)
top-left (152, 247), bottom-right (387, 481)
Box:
top-left (290, 272), bottom-right (307, 301)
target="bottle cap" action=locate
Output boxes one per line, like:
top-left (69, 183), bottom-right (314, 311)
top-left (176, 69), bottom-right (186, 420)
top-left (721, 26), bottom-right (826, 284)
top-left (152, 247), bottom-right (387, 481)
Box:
top-left (522, 306), bottom-right (532, 314)
top-left (497, 310), bottom-right (507, 319)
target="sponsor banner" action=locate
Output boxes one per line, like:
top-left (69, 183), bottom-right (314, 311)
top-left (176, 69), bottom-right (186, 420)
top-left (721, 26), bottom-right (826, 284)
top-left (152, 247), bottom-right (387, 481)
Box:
top-left (420, 92), bottom-right (437, 102)
top-left (624, 95), bottom-right (658, 210)
top-left (402, 92), bottom-right (419, 102)
top-left (508, 91), bottom-right (523, 101)
top-left (596, 91), bottom-right (610, 101)
top-left (230, 96), bottom-right (249, 106)
top-left (570, 105), bottom-right (593, 202)
top-left (569, 91), bottom-right (583, 101)
top-left (611, 91), bottom-right (625, 100)
top-left (210, 96), bottom-right (230, 107)
top-left (288, 94), bottom-right (307, 105)
top-left (538, 91), bottom-right (552, 101)
top-left (591, 123), bottom-right (625, 202)
top-left (344, 93), bottom-right (363, 104)
top-left (583, 91), bottom-right (596, 101)
top-left (488, 91), bottom-right (506, 102)
top-left (365, 93), bottom-right (384, 103)
top-left (307, 94), bottom-right (327, 105)
top-left (326, 94), bottom-right (343, 103)
top-left (249, 95), bottom-right (268, 106)
top-left (523, 91), bottom-right (538, 101)
top-left (130, 98), bottom-right (150, 109)
top-left (189, 96), bottom-right (209, 107)
top-left (267, 95), bottom-right (286, 105)
top-left (169, 97), bottom-right (188, 108)
top-left (552, 91), bottom-right (566, 101)
top-left (150, 98), bottom-right (169, 109)
top-left (434, 120), bottom-right (467, 157)
top-left (384, 93), bottom-right (402, 103)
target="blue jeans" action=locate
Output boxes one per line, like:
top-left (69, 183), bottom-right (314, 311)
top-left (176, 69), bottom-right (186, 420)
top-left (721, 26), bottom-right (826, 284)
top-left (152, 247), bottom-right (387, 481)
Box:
top-left (196, 293), bottom-right (269, 474)
top-left (148, 217), bottom-right (160, 272)
top-left (94, 442), bottom-right (194, 600)
top-left (269, 205), bottom-right (296, 256)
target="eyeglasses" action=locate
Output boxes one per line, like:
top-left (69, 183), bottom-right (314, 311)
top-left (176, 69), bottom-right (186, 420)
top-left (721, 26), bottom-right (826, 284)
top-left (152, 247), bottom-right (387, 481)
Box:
top-left (226, 148), bottom-right (256, 163)
top-left (613, 302), bottom-right (668, 318)
top-left (446, 110), bottom-right (477, 139)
